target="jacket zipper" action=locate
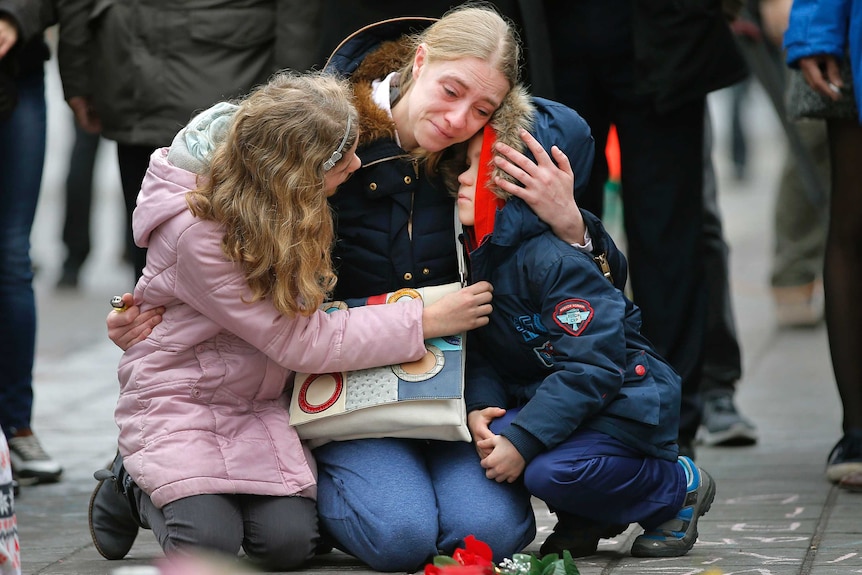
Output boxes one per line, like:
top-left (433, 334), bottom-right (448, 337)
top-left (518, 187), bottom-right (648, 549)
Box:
top-left (408, 157), bottom-right (419, 239)
top-left (593, 252), bottom-right (614, 284)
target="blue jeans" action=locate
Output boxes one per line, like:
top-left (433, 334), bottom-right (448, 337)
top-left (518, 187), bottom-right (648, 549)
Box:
top-left (0, 69), bottom-right (46, 436)
top-left (314, 438), bottom-right (536, 572)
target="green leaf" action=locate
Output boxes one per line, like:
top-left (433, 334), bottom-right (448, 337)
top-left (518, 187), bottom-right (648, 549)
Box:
top-left (561, 551), bottom-right (580, 575)
top-left (433, 556), bottom-right (460, 567)
top-left (496, 550), bottom-right (579, 575)
top-left (541, 555), bottom-right (559, 570)
top-left (539, 559), bottom-right (559, 575)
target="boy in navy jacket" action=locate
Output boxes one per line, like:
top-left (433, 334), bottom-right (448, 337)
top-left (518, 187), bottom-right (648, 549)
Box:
top-left (455, 96), bottom-right (716, 558)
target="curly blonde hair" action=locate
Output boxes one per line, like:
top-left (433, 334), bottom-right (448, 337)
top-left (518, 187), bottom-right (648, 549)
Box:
top-left (187, 71), bottom-right (359, 317)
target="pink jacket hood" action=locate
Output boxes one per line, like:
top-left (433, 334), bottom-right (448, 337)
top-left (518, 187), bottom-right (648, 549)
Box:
top-left (132, 149), bottom-right (199, 250)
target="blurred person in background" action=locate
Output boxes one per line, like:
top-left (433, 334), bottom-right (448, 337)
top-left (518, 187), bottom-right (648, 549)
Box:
top-left (54, 0), bottom-right (320, 283)
top-left (784, 0), bottom-right (862, 491)
top-left (759, 0), bottom-right (830, 328)
top-left (0, 0), bottom-right (62, 487)
top-left (541, 0), bottom-right (748, 462)
top-left (55, 121), bottom-right (102, 289)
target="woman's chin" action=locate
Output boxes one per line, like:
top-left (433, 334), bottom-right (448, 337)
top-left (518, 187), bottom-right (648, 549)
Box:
top-left (417, 126), bottom-right (457, 152)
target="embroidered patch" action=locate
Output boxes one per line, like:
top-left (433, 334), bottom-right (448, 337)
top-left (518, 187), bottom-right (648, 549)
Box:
top-left (533, 340), bottom-right (556, 367)
top-left (512, 313), bottom-right (548, 342)
top-left (553, 299), bottom-right (593, 336)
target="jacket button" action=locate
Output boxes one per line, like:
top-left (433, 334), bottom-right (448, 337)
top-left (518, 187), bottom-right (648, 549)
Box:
top-left (403, 272), bottom-right (413, 281)
top-left (422, 268), bottom-right (430, 275)
top-left (369, 182), bottom-right (378, 191)
top-left (191, 388), bottom-right (201, 398)
top-left (403, 176), bottom-right (412, 185)
top-left (196, 345), bottom-right (205, 353)
top-left (635, 364), bottom-right (646, 376)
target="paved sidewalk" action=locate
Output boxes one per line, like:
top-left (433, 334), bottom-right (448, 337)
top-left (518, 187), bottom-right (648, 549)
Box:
top-left (16, 65), bottom-right (860, 574)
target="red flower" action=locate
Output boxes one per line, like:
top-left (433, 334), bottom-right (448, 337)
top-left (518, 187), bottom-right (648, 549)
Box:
top-left (424, 536), bottom-right (496, 575)
top-left (452, 535), bottom-right (494, 567)
top-left (425, 565), bottom-right (493, 575)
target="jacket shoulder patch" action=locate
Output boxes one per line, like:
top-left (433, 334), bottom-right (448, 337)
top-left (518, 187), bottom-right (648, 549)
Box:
top-left (553, 299), bottom-right (593, 336)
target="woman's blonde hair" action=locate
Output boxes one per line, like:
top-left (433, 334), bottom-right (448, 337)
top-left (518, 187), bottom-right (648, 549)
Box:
top-left (397, 3), bottom-right (521, 97)
top-left (187, 71), bottom-right (359, 317)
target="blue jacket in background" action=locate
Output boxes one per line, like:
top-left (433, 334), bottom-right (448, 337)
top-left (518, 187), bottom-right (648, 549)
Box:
top-left (785, 0), bottom-right (862, 123)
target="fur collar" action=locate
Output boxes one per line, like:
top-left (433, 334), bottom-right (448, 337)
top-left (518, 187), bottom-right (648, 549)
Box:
top-left (344, 32), bottom-right (535, 186)
top-left (349, 38), bottom-right (415, 147)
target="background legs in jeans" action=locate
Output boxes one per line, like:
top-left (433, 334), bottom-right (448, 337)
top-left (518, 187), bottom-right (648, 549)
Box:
top-left (0, 68), bottom-right (62, 484)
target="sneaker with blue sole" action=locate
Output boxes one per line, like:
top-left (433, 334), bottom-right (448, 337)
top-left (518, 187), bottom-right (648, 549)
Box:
top-left (630, 456), bottom-right (716, 558)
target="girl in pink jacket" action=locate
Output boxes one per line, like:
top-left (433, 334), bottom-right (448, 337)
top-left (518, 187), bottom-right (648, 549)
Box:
top-left (88, 72), bottom-right (493, 569)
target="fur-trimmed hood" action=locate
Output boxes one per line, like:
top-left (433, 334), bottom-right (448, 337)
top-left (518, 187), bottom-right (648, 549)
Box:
top-left (323, 16), bottom-right (595, 252)
top-left (468, 98), bottom-right (596, 251)
top-left (323, 16), bottom-right (536, 159)
top-left (325, 18), bottom-right (433, 147)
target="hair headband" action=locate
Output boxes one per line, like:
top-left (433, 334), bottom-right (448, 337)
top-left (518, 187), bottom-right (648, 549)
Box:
top-left (323, 116), bottom-right (352, 172)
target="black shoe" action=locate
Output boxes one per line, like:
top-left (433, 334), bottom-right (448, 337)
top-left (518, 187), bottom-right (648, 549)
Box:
top-left (696, 390), bottom-right (758, 447)
top-left (826, 430), bottom-right (862, 483)
top-left (88, 451), bottom-right (140, 560)
top-left (539, 513), bottom-right (628, 558)
top-left (56, 266), bottom-right (79, 289)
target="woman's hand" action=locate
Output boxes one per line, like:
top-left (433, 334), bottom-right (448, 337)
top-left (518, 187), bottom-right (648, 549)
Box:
top-left (67, 96), bottom-right (103, 134)
top-left (799, 55), bottom-right (844, 101)
top-left (422, 281), bottom-right (493, 339)
top-left (493, 129), bottom-right (586, 245)
top-left (107, 293), bottom-right (164, 351)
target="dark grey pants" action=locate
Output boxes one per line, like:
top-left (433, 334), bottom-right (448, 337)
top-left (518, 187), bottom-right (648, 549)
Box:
top-left (135, 488), bottom-right (318, 570)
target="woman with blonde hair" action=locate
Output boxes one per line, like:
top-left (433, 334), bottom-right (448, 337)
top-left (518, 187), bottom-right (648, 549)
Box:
top-left (310, 5), bottom-right (585, 570)
top-left (88, 71), bottom-right (495, 568)
top-left (107, 5), bottom-right (591, 570)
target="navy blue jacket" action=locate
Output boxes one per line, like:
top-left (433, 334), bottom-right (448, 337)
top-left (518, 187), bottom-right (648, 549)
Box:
top-left (464, 105), bottom-right (681, 464)
top-left (325, 18), bottom-right (458, 299)
top-left (465, 203), bottom-right (682, 463)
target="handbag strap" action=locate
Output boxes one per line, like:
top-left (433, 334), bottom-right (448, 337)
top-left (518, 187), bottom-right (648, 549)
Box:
top-left (455, 207), bottom-right (468, 287)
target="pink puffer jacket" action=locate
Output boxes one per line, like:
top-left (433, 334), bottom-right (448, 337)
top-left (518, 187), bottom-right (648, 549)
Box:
top-left (117, 148), bottom-right (426, 508)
